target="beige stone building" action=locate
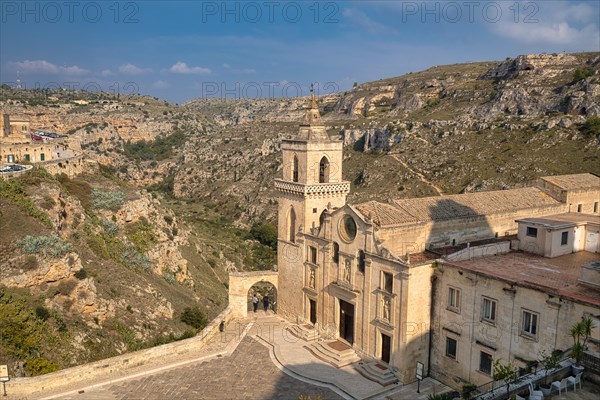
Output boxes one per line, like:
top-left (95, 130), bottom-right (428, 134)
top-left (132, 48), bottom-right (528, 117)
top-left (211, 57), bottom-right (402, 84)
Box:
top-left (0, 114), bottom-right (64, 164)
top-left (275, 94), bottom-right (600, 387)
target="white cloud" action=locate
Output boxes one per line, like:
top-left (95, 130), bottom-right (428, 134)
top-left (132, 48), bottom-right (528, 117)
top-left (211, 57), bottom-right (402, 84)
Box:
top-left (8, 60), bottom-right (88, 75)
top-left (489, 1), bottom-right (600, 48)
top-left (152, 80), bottom-right (170, 89)
top-left (222, 63), bottom-right (230, 68)
top-left (119, 63), bottom-right (151, 75)
top-left (100, 69), bottom-right (114, 77)
top-left (169, 61), bottom-right (211, 75)
top-left (342, 8), bottom-right (397, 35)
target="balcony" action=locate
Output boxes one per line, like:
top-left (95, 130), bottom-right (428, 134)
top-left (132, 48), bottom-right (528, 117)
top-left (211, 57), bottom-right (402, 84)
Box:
top-left (274, 179), bottom-right (350, 196)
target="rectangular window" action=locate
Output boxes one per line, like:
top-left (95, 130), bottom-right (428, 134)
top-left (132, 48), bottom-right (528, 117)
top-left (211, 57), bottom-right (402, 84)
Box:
top-left (358, 251), bottom-right (365, 273)
top-left (522, 310), bottom-right (538, 337)
top-left (526, 226), bottom-right (538, 238)
top-left (577, 204), bottom-right (582, 213)
top-left (561, 231), bottom-right (568, 246)
top-left (482, 297), bottom-right (497, 323)
top-left (383, 272), bottom-right (393, 293)
top-left (594, 202), bottom-right (598, 213)
top-left (446, 337), bottom-right (457, 359)
top-left (448, 287), bottom-right (461, 311)
top-left (479, 351), bottom-right (493, 375)
top-left (308, 246), bottom-right (317, 264)
top-left (332, 242), bottom-right (339, 264)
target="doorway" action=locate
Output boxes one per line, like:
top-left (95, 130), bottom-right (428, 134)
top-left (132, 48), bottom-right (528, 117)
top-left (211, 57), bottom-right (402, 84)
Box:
top-left (339, 299), bottom-right (354, 344)
top-left (309, 299), bottom-right (317, 324)
top-left (381, 333), bottom-right (391, 363)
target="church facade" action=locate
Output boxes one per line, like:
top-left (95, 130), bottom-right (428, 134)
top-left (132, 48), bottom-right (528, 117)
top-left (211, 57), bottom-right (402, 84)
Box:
top-left (275, 94), bottom-right (600, 387)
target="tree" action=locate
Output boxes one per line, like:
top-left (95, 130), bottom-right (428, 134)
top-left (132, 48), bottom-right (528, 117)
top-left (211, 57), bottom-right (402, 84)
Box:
top-left (580, 116), bottom-right (600, 138)
top-left (249, 223), bottom-right (277, 250)
top-left (539, 349), bottom-right (560, 387)
top-left (493, 359), bottom-right (518, 395)
top-left (570, 316), bottom-right (593, 365)
top-left (180, 307), bottom-right (207, 330)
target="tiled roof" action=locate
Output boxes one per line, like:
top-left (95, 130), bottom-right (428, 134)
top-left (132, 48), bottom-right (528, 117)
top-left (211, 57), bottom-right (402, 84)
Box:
top-left (354, 201), bottom-right (418, 226)
top-left (445, 251), bottom-right (600, 307)
top-left (355, 188), bottom-right (560, 227)
top-left (540, 173), bottom-right (600, 190)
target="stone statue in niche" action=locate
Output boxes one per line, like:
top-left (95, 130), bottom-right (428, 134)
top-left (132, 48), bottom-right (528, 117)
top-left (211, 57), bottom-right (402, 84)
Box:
top-left (309, 268), bottom-right (315, 288)
top-left (344, 259), bottom-right (351, 283)
top-left (383, 297), bottom-right (391, 322)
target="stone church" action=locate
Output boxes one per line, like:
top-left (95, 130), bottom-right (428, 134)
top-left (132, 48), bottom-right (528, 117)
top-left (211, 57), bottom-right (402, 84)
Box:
top-left (275, 91), bottom-right (600, 388)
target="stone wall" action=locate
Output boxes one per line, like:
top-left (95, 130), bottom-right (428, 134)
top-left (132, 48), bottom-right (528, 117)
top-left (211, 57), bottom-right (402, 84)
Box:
top-left (5, 306), bottom-right (233, 399)
top-left (228, 271), bottom-right (278, 318)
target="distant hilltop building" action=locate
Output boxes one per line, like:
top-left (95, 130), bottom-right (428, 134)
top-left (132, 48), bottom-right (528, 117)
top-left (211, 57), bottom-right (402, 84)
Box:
top-left (270, 89), bottom-right (600, 389)
top-left (0, 113), bottom-right (71, 168)
top-left (1, 113), bottom-right (31, 143)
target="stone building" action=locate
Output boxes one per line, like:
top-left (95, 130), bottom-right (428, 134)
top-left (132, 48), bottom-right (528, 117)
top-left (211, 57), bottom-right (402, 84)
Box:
top-left (275, 93), bottom-right (600, 387)
top-left (0, 114), bottom-right (64, 164)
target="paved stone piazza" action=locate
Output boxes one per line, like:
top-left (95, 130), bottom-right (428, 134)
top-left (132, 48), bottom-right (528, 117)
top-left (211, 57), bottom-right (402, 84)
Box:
top-left (36, 312), bottom-right (449, 400)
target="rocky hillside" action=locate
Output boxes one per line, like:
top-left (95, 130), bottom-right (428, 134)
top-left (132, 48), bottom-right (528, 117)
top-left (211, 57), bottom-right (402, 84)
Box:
top-left (0, 167), bottom-right (275, 376)
top-left (1, 51), bottom-right (599, 375)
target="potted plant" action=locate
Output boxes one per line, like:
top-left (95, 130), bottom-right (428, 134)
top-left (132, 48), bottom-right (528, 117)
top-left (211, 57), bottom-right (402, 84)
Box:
top-left (493, 359), bottom-right (518, 396)
top-left (538, 350), bottom-right (560, 396)
top-left (570, 316), bottom-right (593, 374)
top-left (461, 383), bottom-right (477, 399)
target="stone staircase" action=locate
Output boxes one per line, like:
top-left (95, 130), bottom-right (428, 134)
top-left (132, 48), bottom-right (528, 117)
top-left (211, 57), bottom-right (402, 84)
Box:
top-left (287, 323), bottom-right (319, 342)
top-left (355, 360), bottom-right (399, 386)
top-left (304, 340), bottom-right (361, 368)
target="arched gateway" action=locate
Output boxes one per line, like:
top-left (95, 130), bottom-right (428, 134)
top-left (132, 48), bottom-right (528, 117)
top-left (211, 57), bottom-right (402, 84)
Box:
top-left (228, 271), bottom-right (278, 318)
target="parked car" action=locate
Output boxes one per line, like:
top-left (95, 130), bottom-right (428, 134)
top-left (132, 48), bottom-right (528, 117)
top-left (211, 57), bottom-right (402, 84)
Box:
top-left (31, 135), bottom-right (43, 141)
top-left (11, 165), bottom-right (25, 171)
top-left (0, 165), bottom-right (12, 172)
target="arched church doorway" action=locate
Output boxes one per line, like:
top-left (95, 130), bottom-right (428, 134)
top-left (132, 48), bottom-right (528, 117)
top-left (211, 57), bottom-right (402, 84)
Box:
top-left (248, 281), bottom-right (277, 314)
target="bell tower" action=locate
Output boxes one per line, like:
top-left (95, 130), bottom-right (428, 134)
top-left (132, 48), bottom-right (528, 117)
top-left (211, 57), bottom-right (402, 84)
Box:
top-left (275, 84), bottom-right (350, 243)
top-left (275, 84), bottom-right (350, 321)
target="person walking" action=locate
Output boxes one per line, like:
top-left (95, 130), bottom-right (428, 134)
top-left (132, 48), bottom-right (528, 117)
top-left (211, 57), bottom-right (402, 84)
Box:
top-left (252, 294), bottom-right (259, 313)
top-left (263, 295), bottom-right (270, 312)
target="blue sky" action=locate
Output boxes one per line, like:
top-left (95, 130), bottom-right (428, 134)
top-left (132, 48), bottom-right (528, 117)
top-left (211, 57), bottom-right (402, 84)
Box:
top-left (1, 1), bottom-right (599, 103)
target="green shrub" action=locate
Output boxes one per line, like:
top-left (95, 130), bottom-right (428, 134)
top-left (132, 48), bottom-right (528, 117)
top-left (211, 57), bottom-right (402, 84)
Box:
top-left (249, 223), bottom-right (277, 250)
top-left (572, 68), bottom-right (593, 83)
top-left (0, 179), bottom-right (52, 227)
top-left (162, 269), bottom-right (176, 284)
top-left (123, 246), bottom-right (151, 269)
top-left (74, 269), bottom-right (88, 280)
top-left (102, 220), bottom-right (118, 235)
top-left (123, 131), bottom-right (186, 161)
top-left (17, 235), bottom-right (75, 257)
top-left (91, 189), bottom-right (125, 210)
top-left (180, 306), bottom-right (207, 330)
top-left (26, 357), bottom-right (59, 375)
top-left (125, 220), bottom-right (156, 252)
top-left (35, 306), bottom-right (50, 321)
top-left (580, 116), bottom-right (600, 138)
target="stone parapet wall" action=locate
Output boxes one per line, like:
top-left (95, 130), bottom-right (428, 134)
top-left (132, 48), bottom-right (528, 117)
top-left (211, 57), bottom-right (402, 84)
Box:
top-left (5, 305), bottom-right (233, 399)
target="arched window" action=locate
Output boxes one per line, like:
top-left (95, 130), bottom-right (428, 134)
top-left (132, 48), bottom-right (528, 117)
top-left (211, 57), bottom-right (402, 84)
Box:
top-left (288, 207), bottom-right (296, 243)
top-left (292, 155), bottom-right (299, 182)
top-left (333, 242), bottom-right (339, 264)
top-left (358, 250), bottom-right (366, 273)
top-left (319, 156), bottom-right (329, 183)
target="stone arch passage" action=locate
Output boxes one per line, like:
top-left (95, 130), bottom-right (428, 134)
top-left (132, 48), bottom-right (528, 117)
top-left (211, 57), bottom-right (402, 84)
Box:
top-left (228, 271), bottom-right (278, 318)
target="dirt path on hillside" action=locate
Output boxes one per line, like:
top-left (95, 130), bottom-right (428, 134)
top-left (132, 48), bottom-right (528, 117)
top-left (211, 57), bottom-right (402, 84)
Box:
top-left (389, 153), bottom-right (444, 196)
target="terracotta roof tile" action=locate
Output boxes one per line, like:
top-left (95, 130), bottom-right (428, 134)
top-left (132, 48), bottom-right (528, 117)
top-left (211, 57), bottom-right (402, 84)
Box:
top-left (540, 173), bottom-right (600, 190)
